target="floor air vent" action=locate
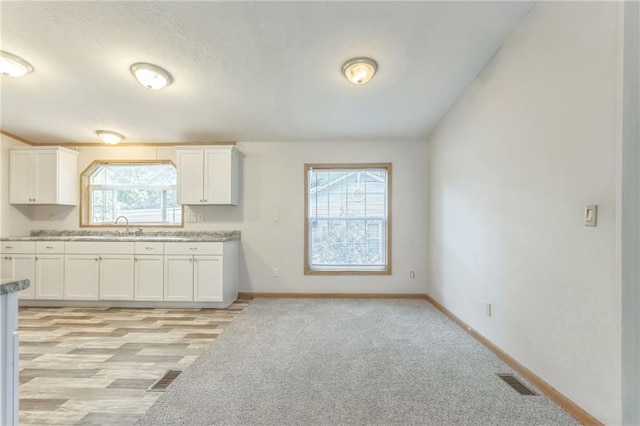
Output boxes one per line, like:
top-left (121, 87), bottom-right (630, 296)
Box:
top-left (148, 370), bottom-right (182, 392)
top-left (497, 374), bottom-right (537, 396)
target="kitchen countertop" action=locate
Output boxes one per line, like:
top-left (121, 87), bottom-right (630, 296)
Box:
top-left (1, 230), bottom-right (240, 243)
top-left (0, 278), bottom-right (31, 295)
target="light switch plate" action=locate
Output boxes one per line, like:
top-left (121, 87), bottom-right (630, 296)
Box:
top-left (584, 204), bottom-right (597, 227)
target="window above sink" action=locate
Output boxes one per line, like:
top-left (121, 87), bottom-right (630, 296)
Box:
top-left (80, 160), bottom-right (184, 228)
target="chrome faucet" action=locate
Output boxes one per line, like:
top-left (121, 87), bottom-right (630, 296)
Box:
top-left (114, 216), bottom-right (129, 235)
top-left (135, 227), bottom-right (143, 237)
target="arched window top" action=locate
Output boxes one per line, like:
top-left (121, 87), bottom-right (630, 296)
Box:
top-left (81, 160), bottom-right (182, 227)
top-left (89, 162), bottom-right (176, 186)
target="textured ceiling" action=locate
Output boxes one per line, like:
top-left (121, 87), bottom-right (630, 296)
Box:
top-left (0, 1), bottom-right (533, 143)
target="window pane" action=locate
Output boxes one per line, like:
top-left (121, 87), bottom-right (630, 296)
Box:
top-left (87, 162), bottom-right (181, 225)
top-left (307, 167), bottom-right (388, 271)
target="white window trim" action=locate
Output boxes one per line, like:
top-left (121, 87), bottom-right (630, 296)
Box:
top-left (304, 163), bottom-right (392, 276)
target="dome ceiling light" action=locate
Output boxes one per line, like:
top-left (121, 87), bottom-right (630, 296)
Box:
top-left (342, 57), bottom-right (378, 85)
top-left (1, 50), bottom-right (34, 77)
top-left (130, 62), bottom-right (173, 90)
top-left (96, 130), bottom-right (125, 145)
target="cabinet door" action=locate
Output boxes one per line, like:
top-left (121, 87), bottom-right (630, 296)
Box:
top-left (177, 150), bottom-right (204, 204)
top-left (164, 255), bottom-right (193, 301)
top-left (0, 256), bottom-right (13, 280)
top-left (99, 255), bottom-right (134, 300)
top-left (193, 255), bottom-right (223, 302)
top-left (13, 255), bottom-right (36, 299)
top-left (134, 255), bottom-right (164, 301)
top-left (204, 149), bottom-right (232, 204)
top-left (64, 255), bottom-right (100, 300)
top-left (33, 150), bottom-right (58, 204)
top-left (9, 151), bottom-right (34, 203)
top-left (35, 255), bottom-right (64, 300)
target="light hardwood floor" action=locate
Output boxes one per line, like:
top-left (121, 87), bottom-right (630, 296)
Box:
top-left (17, 300), bottom-right (250, 425)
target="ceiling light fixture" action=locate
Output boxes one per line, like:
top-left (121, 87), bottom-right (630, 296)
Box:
top-left (130, 62), bottom-right (173, 90)
top-left (1, 50), bottom-right (34, 77)
top-left (96, 130), bottom-right (125, 145)
top-left (342, 57), bottom-right (378, 85)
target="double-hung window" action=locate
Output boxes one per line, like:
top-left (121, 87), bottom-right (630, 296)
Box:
top-left (305, 163), bottom-right (391, 275)
top-left (81, 161), bottom-right (182, 226)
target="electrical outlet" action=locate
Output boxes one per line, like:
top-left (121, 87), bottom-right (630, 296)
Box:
top-left (196, 213), bottom-right (204, 222)
top-left (185, 212), bottom-right (195, 222)
top-left (485, 302), bottom-right (492, 317)
top-left (273, 213), bottom-right (280, 224)
top-left (272, 268), bottom-right (279, 278)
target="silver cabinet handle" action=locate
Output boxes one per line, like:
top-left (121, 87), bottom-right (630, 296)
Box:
top-left (189, 258), bottom-right (193, 262)
top-left (5, 246), bottom-right (13, 249)
top-left (189, 247), bottom-right (197, 251)
top-left (95, 258), bottom-right (99, 261)
top-left (46, 246), bottom-right (54, 249)
top-left (144, 247), bottom-right (153, 250)
top-left (35, 257), bottom-right (38, 261)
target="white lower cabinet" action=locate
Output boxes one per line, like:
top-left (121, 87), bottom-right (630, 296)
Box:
top-left (134, 255), bottom-right (164, 301)
top-left (164, 255), bottom-right (223, 302)
top-left (194, 256), bottom-right (223, 302)
top-left (2, 242), bottom-right (65, 300)
top-left (99, 255), bottom-right (134, 300)
top-left (164, 256), bottom-right (194, 301)
top-left (35, 255), bottom-right (65, 300)
top-left (34, 242), bottom-right (65, 300)
top-left (64, 242), bottom-right (135, 301)
top-left (64, 255), bottom-right (100, 300)
top-left (4, 239), bottom-right (238, 307)
top-left (1, 242), bottom-right (37, 300)
top-left (13, 255), bottom-right (35, 300)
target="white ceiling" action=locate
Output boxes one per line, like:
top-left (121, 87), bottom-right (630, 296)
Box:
top-left (0, 1), bottom-right (533, 144)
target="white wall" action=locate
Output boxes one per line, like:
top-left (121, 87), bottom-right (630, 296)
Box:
top-left (426, 2), bottom-right (621, 424)
top-left (0, 138), bottom-right (428, 294)
top-left (621, 2), bottom-right (640, 424)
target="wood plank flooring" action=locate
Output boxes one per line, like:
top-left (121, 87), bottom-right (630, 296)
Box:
top-left (17, 300), bottom-right (250, 425)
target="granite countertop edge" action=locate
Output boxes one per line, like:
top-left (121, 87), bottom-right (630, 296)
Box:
top-left (0, 231), bottom-right (241, 243)
top-left (0, 278), bottom-right (31, 295)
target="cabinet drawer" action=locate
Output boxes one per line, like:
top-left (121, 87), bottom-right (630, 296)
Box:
top-left (135, 242), bottom-right (164, 255)
top-left (65, 242), bottom-right (134, 254)
top-left (36, 241), bottom-right (65, 254)
top-left (0, 241), bottom-right (36, 253)
top-left (164, 242), bottom-right (222, 255)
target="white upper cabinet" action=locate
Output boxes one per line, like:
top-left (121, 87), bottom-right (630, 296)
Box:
top-left (177, 146), bottom-right (239, 205)
top-left (10, 147), bottom-right (78, 205)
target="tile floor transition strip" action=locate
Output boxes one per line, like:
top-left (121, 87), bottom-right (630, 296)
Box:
top-left (18, 299), bottom-right (250, 425)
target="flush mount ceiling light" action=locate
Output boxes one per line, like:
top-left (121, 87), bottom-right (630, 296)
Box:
top-left (96, 130), bottom-right (125, 145)
top-left (342, 57), bottom-right (378, 85)
top-left (1, 50), bottom-right (34, 77)
top-left (130, 62), bottom-right (173, 90)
